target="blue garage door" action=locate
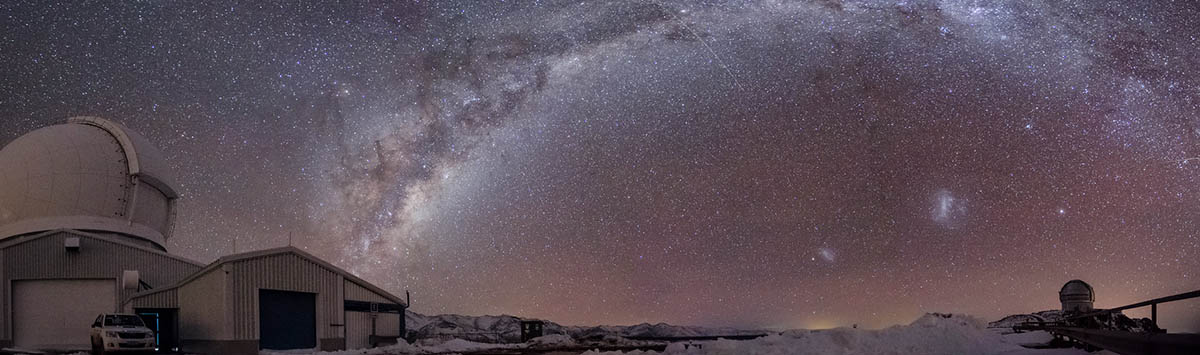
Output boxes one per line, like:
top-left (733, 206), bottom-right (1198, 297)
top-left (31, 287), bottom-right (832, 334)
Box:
top-left (259, 289), bottom-right (316, 350)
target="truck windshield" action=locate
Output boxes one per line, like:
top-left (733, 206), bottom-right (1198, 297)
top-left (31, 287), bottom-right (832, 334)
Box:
top-left (104, 315), bottom-right (144, 327)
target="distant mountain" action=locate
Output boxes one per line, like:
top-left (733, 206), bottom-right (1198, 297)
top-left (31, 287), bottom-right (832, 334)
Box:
top-left (567, 322), bottom-right (765, 340)
top-left (989, 309), bottom-right (1160, 333)
top-left (404, 311), bottom-right (763, 344)
top-left (305, 312), bottom-right (1069, 355)
top-left (988, 310), bottom-right (1065, 328)
top-left (405, 312), bottom-right (566, 343)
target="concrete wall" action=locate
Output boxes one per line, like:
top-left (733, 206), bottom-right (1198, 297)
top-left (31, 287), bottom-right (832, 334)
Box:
top-left (0, 231), bottom-right (201, 344)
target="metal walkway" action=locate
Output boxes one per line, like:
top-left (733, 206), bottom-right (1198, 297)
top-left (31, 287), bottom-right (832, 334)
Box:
top-left (1012, 289), bottom-right (1200, 355)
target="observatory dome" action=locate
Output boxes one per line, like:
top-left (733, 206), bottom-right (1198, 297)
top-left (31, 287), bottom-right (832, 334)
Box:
top-left (0, 117), bottom-right (178, 250)
top-left (1059, 279), bottom-right (1095, 313)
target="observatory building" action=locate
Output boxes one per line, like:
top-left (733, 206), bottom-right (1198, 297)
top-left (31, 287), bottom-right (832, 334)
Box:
top-left (0, 117), bottom-right (407, 354)
top-left (1059, 279), bottom-right (1095, 313)
top-left (0, 117), bottom-right (202, 350)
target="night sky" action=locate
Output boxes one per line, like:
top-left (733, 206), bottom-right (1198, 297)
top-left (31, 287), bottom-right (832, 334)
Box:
top-left (2, 1), bottom-right (1199, 331)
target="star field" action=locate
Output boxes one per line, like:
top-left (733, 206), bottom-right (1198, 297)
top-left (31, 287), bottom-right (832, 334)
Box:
top-left (2, 0), bottom-right (1199, 331)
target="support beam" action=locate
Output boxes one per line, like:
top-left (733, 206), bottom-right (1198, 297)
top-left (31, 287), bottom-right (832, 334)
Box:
top-left (1151, 303), bottom-right (1157, 326)
top-left (1062, 289), bottom-right (1200, 323)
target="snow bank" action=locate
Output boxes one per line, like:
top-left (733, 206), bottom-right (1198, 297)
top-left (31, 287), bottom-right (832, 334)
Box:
top-left (527, 334), bottom-right (578, 348)
top-left (406, 310), bottom-right (760, 344)
top-left (424, 338), bottom-right (521, 353)
top-left (268, 338), bottom-right (526, 355)
top-left (569, 322), bottom-right (766, 340)
top-left (267, 312), bottom-right (1109, 355)
top-left (263, 341), bottom-right (424, 355)
top-left (579, 313), bottom-right (1094, 355)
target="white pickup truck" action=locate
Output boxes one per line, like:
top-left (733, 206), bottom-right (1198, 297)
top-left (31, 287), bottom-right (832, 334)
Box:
top-left (90, 313), bottom-right (156, 354)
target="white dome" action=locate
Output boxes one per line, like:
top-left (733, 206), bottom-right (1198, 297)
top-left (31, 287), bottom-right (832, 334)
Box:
top-left (1059, 280), bottom-right (1094, 299)
top-left (1059, 279), bottom-right (1095, 313)
top-left (0, 117), bottom-right (178, 250)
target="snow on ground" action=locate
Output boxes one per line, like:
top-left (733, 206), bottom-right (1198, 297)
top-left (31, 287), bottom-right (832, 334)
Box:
top-left (416, 338), bottom-right (524, 353)
top-left (404, 311), bottom-right (764, 344)
top-left (1, 350), bottom-right (89, 355)
top-left (525, 334), bottom-right (578, 347)
top-left (581, 314), bottom-right (1111, 355)
top-left (265, 313), bottom-right (1118, 355)
top-left (263, 335), bottom-right (551, 355)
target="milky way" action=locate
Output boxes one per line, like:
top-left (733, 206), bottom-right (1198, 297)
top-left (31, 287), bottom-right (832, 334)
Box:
top-left (2, 1), bottom-right (1199, 331)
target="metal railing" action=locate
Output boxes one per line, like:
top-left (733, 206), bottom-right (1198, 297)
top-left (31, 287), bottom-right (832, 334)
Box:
top-left (1010, 288), bottom-right (1200, 355)
top-left (1059, 289), bottom-right (1200, 327)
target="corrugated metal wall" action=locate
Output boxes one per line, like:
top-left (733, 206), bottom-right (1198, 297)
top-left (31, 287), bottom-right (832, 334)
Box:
top-left (345, 311), bottom-right (402, 349)
top-left (1, 249), bottom-right (5, 341)
top-left (344, 279), bottom-right (404, 349)
top-left (227, 253), bottom-right (344, 340)
top-left (114, 248), bottom-right (404, 350)
top-left (129, 288), bottom-right (178, 309)
top-left (345, 311), bottom-right (372, 349)
top-left (179, 268), bottom-right (229, 340)
top-left (345, 280), bottom-right (392, 303)
top-left (376, 313), bottom-right (400, 339)
top-left (344, 311), bottom-right (401, 349)
top-left (0, 231), bottom-right (201, 342)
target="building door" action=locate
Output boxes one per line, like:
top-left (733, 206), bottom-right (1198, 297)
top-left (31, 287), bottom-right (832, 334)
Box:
top-left (12, 279), bottom-right (115, 349)
top-left (137, 308), bottom-right (179, 351)
top-left (259, 289), bottom-right (316, 350)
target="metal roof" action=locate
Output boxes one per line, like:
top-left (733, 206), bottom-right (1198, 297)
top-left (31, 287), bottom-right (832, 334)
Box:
top-left (0, 228), bottom-right (207, 268)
